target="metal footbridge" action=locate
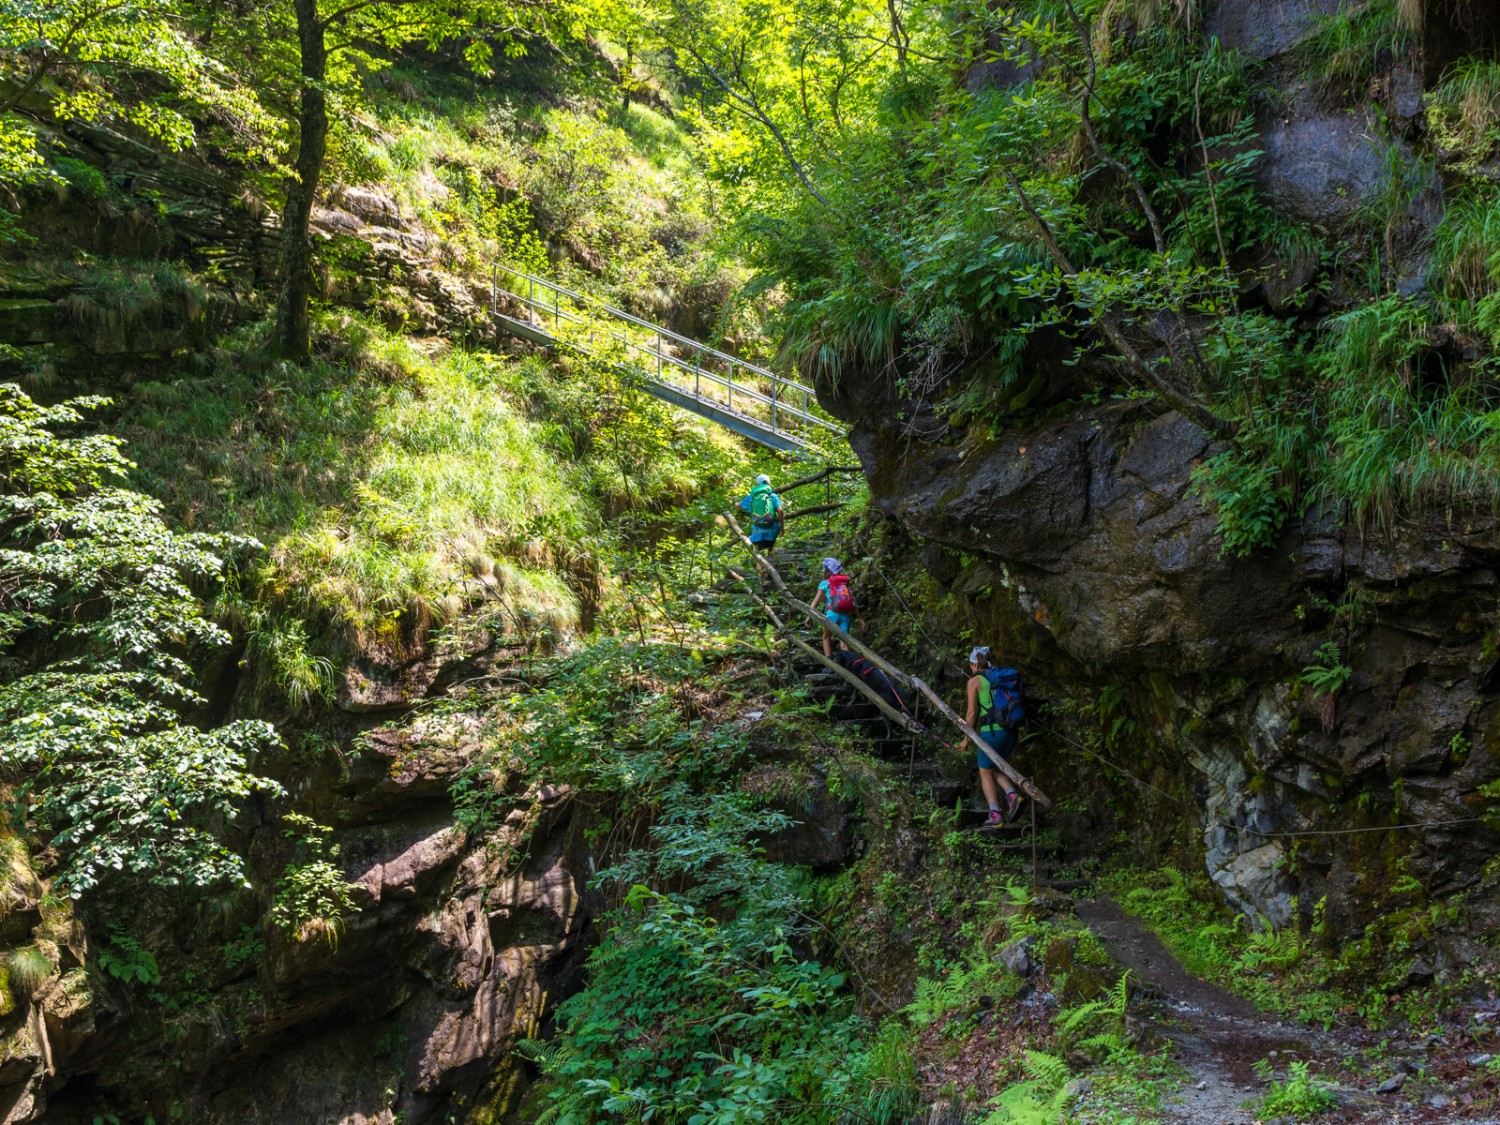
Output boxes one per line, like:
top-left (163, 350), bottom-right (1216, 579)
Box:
top-left (491, 265), bottom-right (842, 453)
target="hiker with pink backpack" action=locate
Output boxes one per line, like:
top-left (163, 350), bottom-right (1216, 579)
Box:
top-left (809, 557), bottom-right (864, 658)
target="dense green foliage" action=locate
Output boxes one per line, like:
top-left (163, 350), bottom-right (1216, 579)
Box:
top-left (5, 0), bottom-right (1498, 1119)
top-left (464, 638), bottom-right (923, 1124)
top-left (637, 0), bottom-right (1500, 548)
top-left (0, 386), bottom-right (279, 892)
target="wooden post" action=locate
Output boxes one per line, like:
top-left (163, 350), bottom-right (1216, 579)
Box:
top-left (1031, 800), bottom-right (1038, 887)
top-left (908, 695), bottom-right (918, 783)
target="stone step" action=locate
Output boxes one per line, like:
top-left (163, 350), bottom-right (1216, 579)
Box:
top-left (1038, 878), bottom-right (1089, 893)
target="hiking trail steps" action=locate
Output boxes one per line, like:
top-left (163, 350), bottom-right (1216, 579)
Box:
top-left (710, 510), bottom-right (1079, 892)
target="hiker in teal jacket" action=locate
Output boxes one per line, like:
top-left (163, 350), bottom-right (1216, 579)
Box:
top-left (965, 646), bottom-right (1022, 826)
top-left (739, 474), bottom-right (784, 557)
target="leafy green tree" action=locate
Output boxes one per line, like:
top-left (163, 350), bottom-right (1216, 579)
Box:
top-left (0, 0), bottom-right (272, 186)
top-left (0, 385), bottom-right (281, 894)
top-left (269, 0), bottom-right (560, 359)
top-left (582, 0), bottom-right (937, 210)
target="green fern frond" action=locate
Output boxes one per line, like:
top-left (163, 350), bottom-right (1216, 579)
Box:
top-left (514, 1038), bottom-right (562, 1070)
top-left (1058, 999), bottom-right (1108, 1037)
top-left (1110, 968), bottom-right (1131, 1016)
top-left (532, 1086), bottom-right (594, 1125)
top-left (1075, 1031), bottom-right (1126, 1055)
top-left (1020, 1049), bottom-right (1070, 1091)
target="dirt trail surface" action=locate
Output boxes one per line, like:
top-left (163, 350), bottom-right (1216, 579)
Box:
top-left (1075, 898), bottom-right (1497, 1124)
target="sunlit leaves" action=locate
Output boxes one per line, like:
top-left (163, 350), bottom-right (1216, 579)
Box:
top-left (0, 385), bottom-right (281, 894)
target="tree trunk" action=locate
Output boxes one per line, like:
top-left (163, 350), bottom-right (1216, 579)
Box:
top-left (272, 0), bottom-right (328, 361)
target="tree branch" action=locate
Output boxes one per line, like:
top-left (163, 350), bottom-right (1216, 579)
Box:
top-left (677, 38), bottom-right (830, 208)
top-left (1002, 167), bottom-right (1233, 437)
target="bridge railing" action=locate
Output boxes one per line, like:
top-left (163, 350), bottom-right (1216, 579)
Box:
top-left (492, 264), bottom-right (841, 441)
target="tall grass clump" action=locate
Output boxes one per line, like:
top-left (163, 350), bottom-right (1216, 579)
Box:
top-left (1428, 57), bottom-right (1500, 168)
top-left (1311, 296), bottom-right (1500, 528)
top-left (1305, 1), bottom-right (1414, 93)
top-left (5, 946), bottom-right (54, 997)
top-left (1430, 189), bottom-right (1500, 302)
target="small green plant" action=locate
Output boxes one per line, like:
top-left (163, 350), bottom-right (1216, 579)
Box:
top-left (1301, 641), bottom-right (1353, 695)
top-left (1256, 1058), bottom-right (1338, 1118)
top-left (221, 924), bottom-right (265, 971)
top-left (1057, 970), bottom-right (1131, 1059)
top-left (981, 1050), bottom-right (1075, 1124)
top-left (269, 815), bottom-right (357, 947)
top-left (1192, 448), bottom-right (1295, 556)
top-left (96, 929), bottom-right (161, 985)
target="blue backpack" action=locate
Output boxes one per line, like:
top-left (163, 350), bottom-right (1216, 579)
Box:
top-left (980, 667), bottom-right (1025, 732)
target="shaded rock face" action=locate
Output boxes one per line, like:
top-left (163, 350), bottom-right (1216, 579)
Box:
top-left (5, 710), bottom-right (600, 1125)
top-left (843, 373), bottom-right (1500, 940)
top-left (836, 10), bottom-right (1500, 942)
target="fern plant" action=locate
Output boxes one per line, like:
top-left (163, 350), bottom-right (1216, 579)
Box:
top-left (1057, 970), bottom-right (1132, 1059)
top-left (981, 1050), bottom-right (1075, 1125)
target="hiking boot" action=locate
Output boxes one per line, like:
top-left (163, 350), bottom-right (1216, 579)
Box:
top-left (984, 809), bottom-right (1004, 827)
top-left (1005, 791), bottom-right (1023, 822)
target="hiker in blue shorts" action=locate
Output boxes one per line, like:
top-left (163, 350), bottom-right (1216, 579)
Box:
top-left (739, 474), bottom-right (784, 559)
top-left (965, 646), bottom-right (1023, 826)
top-left (809, 557), bottom-right (862, 658)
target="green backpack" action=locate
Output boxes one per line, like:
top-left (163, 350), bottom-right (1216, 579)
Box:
top-left (751, 490), bottom-right (779, 528)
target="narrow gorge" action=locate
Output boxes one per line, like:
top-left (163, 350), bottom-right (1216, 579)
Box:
top-left (2, 1), bottom-right (1500, 1122)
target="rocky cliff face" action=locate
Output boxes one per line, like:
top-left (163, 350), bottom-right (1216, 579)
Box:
top-left (2, 700), bottom-right (598, 1124)
top-left (828, 0), bottom-right (1500, 966)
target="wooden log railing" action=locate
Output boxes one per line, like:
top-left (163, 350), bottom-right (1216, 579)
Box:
top-left (723, 512), bottom-right (1052, 810)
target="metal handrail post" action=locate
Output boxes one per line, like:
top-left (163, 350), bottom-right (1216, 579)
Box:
top-left (727, 361), bottom-right (734, 413)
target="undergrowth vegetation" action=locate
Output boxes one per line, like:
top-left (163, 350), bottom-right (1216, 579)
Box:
top-left (120, 313), bottom-right (752, 686)
top-left (456, 629), bottom-right (929, 1122)
top-left (1100, 865), bottom-right (1476, 1030)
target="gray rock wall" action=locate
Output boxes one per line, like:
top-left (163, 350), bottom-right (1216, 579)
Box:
top-left (842, 1), bottom-right (1500, 945)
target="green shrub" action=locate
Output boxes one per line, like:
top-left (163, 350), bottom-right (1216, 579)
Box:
top-left (1256, 1059), bottom-right (1338, 1118)
top-left (52, 156), bottom-right (107, 197)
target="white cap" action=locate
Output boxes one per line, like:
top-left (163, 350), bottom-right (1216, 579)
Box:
top-left (969, 646), bottom-right (991, 664)
top-left (822, 557), bottom-right (841, 572)
top-left (754, 474), bottom-right (771, 485)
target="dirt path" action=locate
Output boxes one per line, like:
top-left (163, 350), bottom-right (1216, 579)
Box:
top-left (1074, 898), bottom-right (1492, 1124)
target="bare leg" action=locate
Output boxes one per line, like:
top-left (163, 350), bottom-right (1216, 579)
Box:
top-left (979, 767), bottom-right (1015, 805)
top-left (823, 629), bottom-right (833, 658)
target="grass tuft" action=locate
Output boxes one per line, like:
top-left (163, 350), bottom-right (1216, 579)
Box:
top-left (6, 946), bottom-right (54, 997)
